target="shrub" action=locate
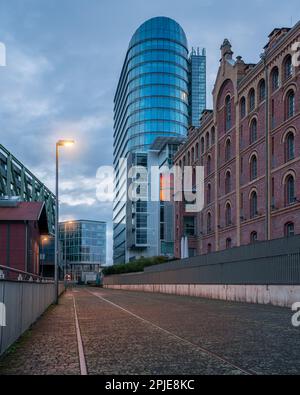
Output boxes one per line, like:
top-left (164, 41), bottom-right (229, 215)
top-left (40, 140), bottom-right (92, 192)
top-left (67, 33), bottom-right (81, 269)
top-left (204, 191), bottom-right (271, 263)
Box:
top-left (102, 256), bottom-right (170, 276)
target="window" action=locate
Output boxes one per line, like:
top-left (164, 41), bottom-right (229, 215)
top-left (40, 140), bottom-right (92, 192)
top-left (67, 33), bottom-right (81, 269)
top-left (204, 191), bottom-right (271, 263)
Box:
top-left (207, 243), bottom-right (212, 254)
top-left (207, 155), bottom-right (212, 174)
top-left (249, 88), bottom-right (255, 112)
top-left (188, 151), bottom-right (191, 165)
top-left (286, 90), bottom-right (295, 119)
top-left (207, 183), bottom-right (212, 204)
top-left (240, 97), bottom-right (246, 118)
top-left (250, 231), bottom-right (258, 244)
top-left (285, 175), bottom-right (295, 205)
top-left (285, 132), bottom-right (295, 162)
top-left (271, 67), bottom-right (279, 91)
top-left (201, 137), bottom-right (205, 154)
top-left (225, 203), bottom-right (232, 226)
top-left (259, 79), bottom-right (266, 102)
top-left (196, 143), bottom-right (199, 159)
top-left (250, 191), bottom-right (258, 218)
top-left (211, 127), bottom-right (215, 145)
top-left (206, 132), bottom-right (210, 149)
top-left (285, 222), bottom-right (295, 237)
top-left (191, 147), bottom-right (195, 163)
top-left (226, 238), bottom-right (232, 249)
top-left (207, 212), bottom-right (212, 233)
top-left (184, 216), bottom-right (196, 236)
top-left (225, 139), bottom-right (231, 162)
top-left (225, 95), bottom-right (231, 131)
top-left (250, 119), bottom-right (257, 144)
top-left (283, 55), bottom-right (292, 80)
top-left (225, 171), bottom-right (231, 194)
top-left (250, 155), bottom-right (258, 181)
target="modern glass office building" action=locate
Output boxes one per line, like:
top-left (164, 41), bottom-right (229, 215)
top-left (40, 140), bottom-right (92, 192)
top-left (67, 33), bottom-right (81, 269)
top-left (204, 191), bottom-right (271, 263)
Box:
top-left (113, 16), bottom-right (206, 264)
top-left (189, 48), bottom-right (206, 127)
top-left (59, 220), bottom-right (106, 279)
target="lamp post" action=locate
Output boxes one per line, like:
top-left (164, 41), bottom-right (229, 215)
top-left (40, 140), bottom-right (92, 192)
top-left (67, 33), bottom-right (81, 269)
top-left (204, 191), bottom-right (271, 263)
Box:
top-left (55, 139), bottom-right (75, 305)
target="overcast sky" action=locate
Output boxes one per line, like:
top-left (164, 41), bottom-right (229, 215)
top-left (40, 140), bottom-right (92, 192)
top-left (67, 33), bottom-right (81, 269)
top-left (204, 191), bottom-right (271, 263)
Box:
top-left (0, 0), bottom-right (299, 263)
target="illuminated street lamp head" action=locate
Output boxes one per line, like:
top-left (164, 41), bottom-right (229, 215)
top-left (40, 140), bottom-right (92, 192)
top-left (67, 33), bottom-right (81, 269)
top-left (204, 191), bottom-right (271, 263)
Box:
top-left (57, 139), bottom-right (75, 147)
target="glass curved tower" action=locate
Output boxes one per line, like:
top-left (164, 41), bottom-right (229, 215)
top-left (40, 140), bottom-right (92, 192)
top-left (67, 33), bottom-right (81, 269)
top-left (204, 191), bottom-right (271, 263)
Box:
top-left (113, 17), bottom-right (205, 264)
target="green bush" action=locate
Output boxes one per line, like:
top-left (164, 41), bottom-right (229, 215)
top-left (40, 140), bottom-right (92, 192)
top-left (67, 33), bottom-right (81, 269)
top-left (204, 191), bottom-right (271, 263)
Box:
top-left (102, 256), bottom-right (170, 276)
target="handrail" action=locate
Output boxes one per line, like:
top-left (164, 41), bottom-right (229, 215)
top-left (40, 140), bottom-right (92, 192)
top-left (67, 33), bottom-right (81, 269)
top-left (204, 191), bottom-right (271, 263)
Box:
top-left (0, 265), bottom-right (54, 283)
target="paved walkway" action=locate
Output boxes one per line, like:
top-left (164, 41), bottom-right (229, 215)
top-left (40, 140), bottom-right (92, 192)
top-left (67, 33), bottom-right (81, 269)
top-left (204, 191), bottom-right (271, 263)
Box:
top-left (0, 287), bottom-right (299, 375)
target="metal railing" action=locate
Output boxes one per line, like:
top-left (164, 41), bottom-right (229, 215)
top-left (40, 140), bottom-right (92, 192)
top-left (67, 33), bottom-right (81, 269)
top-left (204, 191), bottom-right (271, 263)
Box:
top-left (0, 265), bottom-right (54, 283)
top-left (104, 235), bottom-right (300, 286)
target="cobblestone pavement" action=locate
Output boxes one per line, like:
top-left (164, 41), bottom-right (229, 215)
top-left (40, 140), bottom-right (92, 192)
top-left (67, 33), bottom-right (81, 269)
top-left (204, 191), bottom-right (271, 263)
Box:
top-left (0, 290), bottom-right (80, 375)
top-left (0, 287), bottom-right (299, 375)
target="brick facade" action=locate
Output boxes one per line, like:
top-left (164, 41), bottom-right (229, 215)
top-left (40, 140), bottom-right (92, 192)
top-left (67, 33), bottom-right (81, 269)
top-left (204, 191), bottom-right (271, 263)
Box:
top-left (174, 23), bottom-right (300, 258)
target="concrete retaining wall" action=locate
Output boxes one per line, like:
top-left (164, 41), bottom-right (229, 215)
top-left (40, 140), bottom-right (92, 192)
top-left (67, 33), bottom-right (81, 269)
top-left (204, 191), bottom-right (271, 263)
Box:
top-left (104, 284), bottom-right (300, 308)
top-left (0, 281), bottom-right (65, 356)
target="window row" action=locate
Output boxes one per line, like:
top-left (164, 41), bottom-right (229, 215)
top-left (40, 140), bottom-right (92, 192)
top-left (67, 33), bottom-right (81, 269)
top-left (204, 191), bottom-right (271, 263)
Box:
top-left (239, 54), bottom-right (294, 119)
top-left (127, 73), bottom-right (189, 94)
top-left (128, 39), bottom-right (188, 60)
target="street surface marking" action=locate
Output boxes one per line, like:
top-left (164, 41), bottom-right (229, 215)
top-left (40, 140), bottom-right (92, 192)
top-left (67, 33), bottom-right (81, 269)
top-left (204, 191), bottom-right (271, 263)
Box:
top-left (72, 294), bottom-right (88, 375)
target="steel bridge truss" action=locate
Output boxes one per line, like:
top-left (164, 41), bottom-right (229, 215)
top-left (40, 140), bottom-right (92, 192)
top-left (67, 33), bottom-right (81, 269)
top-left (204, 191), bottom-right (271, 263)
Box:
top-left (0, 144), bottom-right (55, 233)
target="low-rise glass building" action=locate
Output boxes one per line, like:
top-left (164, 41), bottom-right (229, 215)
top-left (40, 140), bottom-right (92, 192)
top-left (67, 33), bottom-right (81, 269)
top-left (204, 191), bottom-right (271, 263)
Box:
top-left (59, 220), bottom-right (106, 280)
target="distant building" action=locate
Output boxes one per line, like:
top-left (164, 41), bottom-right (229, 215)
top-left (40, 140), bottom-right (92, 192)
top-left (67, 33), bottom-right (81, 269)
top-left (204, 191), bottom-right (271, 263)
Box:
top-left (0, 199), bottom-right (49, 276)
top-left (59, 220), bottom-right (106, 280)
top-left (189, 48), bottom-right (206, 127)
top-left (174, 23), bottom-right (300, 257)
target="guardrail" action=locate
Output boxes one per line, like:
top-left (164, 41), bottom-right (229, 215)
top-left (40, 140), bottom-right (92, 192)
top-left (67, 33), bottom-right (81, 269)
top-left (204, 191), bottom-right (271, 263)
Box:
top-left (0, 265), bottom-right (53, 283)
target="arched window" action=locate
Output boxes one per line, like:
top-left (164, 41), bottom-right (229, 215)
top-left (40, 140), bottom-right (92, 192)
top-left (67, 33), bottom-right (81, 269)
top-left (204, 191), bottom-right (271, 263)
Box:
top-left (285, 132), bottom-right (295, 162)
top-left (240, 97), bottom-right (246, 118)
top-left (187, 151), bottom-right (191, 166)
top-left (283, 55), bottom-right (292, 80)
top-left (207, 212), bottom-right (212, 233)
top-left (191, 147), bottom-right (195, 163)
top-left (285, 222), bottom-right (295, 237)
top-left (206, 132), bottom-right (210, 149)
top-left (249, 88), bottom-right (255, 112)
top-left (207, 183), bottom-right (212, 204)
top-left (225, 95), bottom-right (231, 131)
top-left (271, 67), bottom-right (279, 91)
top-left (195, 143), bottom-right (199, 159)
top-left (250, 191), bottom-right (258, 218)
top-left (226, 238), bottom-right (232, 249)
top-left (201, 137), bottom-right (205, 154)
top-left (250, 155), bottom-right (258, 181)
top-left (207, 243), bottom-right (212, 254)
top-left (286, 90), bottom-right (295, 119)
top-left (211, 127), bottom-right (215, 145)
top-left (225, 139), bottom-right (231, 162)
top-left (225, 203), bottom-right (232, 226)
top-left (225, 171), bottom-right (231, 194)
top-left (250, 119), bottom-right (257, 144)
top-left (207, 155), bottom-right (212, 174)
top-left (285, 174), bottom-right (295, 205)
top-left (259, 79), bottom-right (266, 102)
top-left (250, 231), bottom-right (258, 244)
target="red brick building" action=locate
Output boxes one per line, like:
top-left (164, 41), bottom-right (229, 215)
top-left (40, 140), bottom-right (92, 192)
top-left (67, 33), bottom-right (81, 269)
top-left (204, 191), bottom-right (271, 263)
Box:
top-left (174, 22), bottom-right (300, 258)
top-left (0, 200), bottom-right (49, 275)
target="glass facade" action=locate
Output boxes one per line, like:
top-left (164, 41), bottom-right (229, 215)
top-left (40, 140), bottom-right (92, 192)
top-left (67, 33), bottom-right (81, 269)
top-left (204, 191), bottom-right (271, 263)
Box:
top-left (189, 48), bottom-right (206, 127)
top-left (59, 220), bottom-right (106, 278)
top-left (113, 17), bottom-right (206, 264)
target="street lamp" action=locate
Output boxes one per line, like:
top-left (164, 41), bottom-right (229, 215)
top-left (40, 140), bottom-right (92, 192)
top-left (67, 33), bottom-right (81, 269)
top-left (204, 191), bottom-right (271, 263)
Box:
top-left (55, 139), bottom-right (75, 304)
